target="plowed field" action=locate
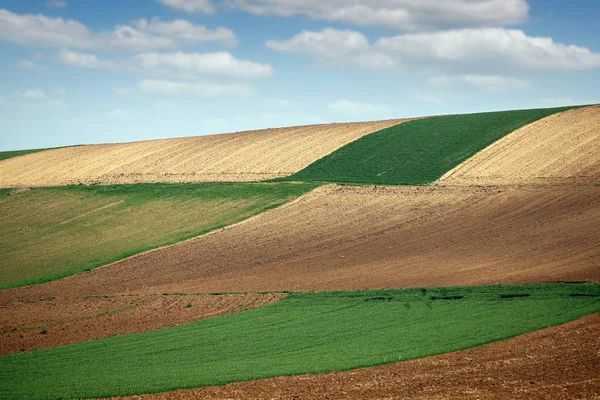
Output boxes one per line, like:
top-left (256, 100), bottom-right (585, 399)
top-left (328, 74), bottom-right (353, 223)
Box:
top-left (2, 184), bottom-right (598, 302)
top-left (114, 313), bottom-right (600, 400)
top-left (0, 293), bottom-right (283, 355)
top-left (0, 120), bottom-right (406, 188)
top-left (440, 105), bottom-right (600, 185)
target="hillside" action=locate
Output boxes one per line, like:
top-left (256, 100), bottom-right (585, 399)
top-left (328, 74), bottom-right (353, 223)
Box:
top-left (439, 105), bottom-right (600, 185)
top-left (2, 184), bottom-right (598, 301)
top-left (282, 106), bottom-right (576, 185)
top-left (0, 183), bottom-right (315, 289)
top-left (1, 104), bottom-right (599, 399)
top-left (0, 120), bottom-right (406, 188)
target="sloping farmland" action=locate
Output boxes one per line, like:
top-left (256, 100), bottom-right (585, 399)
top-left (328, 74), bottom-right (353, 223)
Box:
top-left (439, 105), bottom-right (600, 185)
top-left (0, 119), bottom-right (407, 188)
top-left (2, 184), bottom-right (598, 302)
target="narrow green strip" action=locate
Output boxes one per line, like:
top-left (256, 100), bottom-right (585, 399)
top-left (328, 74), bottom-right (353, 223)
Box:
top-left (1, 283), bottom-right (597, 399)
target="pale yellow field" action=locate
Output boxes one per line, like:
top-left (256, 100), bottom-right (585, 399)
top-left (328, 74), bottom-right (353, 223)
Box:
top-left (0, 120), bottom-right (407, 188)
top-left (439, 106), bottom-right (600, 185)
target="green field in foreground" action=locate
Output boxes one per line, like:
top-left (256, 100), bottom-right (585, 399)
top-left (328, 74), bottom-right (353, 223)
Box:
top-left (282, 106), bottom-right (576, 185)
top-left (1, 283), bottom-right (598, 400)
top-left (0, 182), bottom-right (317, 289)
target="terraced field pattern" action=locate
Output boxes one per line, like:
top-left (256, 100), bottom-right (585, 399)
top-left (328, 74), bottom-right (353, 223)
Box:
top-left (0, 105), bottom-right (599, 399)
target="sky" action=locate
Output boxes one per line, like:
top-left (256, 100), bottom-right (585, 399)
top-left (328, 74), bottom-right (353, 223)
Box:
top-left (0, 0), bottom-right (599, 151)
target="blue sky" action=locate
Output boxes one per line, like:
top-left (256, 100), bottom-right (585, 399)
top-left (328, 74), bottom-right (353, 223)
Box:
top-left (0, 0), bottom-right (599, 151)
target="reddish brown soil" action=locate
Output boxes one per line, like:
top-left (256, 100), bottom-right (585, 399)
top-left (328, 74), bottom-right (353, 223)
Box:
top-left (0, 293), bottom-right (282, 355)
top-left (112, 313), bottom-right (600, 400)
top-left (2, 185), bottom-right (597, 302)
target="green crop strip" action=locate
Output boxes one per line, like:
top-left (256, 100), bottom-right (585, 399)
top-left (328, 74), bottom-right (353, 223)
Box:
top-left (281, 106), bottom-right (577, 185)
top-left (0, 182), bottom-right (318, 289)
top-left (0, 283), bottom-right (598, 399)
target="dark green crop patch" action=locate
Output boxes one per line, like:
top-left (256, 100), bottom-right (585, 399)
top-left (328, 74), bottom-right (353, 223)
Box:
top-left (281, 106), bottom-right (577, 185)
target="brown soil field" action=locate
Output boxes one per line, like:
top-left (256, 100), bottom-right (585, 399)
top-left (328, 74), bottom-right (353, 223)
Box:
top-left (440, 106), bottom-right (600, 185)
top-left (0, 293), bottom-right (282, 355)
top-left (0, 186), bottom-right (306, 289)
top-left (111, 313), bottom-right (600, 400)
top-left (2, 184), bottom-right (598, 302)
top-left (0, 119), bottom-right (407, 188)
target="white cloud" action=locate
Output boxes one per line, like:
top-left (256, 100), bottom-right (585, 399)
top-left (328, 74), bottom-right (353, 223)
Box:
top-left (138, 79), bottom-right (253, 98)
top-left (131, 51), bottom-right (274, 79)
top-left (231, 0), bottom-right (529, 31)
top-left (58, 48), bottom-right (116, 69)
top-left (46, 1), bottom-right (67, 8)
top-left (427, 75), bottom-right (532, 91)
top-left (32, 52), bottom-right (44, 60)
top-left (15, 60), bottom-right (37, 69)
top-left (16, 89), bottom-right (47, 100)
top-left (13, 89), bottom-right (67, 108)
top-left (132, 17), bottom-right (238, 47)
top-left (268, 28), bottom-right (600, 74)
top-left (266, 28), bottom-right (368, 65)
top-left (0, 9), bottom-right (234, 51)
top-left (58, 50), bottom-right (273, 85)
top-left (328, 99), bottom-right (392, 115)
top-left (55, 88), bottom-right (67, 97)
top-left (157, 0), bottom-right (215, 14)
top-left (114, 87), bottom-right (133, 96)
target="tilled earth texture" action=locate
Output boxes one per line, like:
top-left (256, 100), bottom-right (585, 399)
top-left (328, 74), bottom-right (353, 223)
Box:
top-left (440, 105), bottom-right (600, 185)
top-left (0, 293), bottom-right (283, 355)
top-left (111, 313), bottom-right (600, 400)
top-left (2, 184), bottom-right (598, 301)
top-left (0, 119), bottom-right (408, 188)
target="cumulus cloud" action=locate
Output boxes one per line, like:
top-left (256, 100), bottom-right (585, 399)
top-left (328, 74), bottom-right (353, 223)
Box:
top-left (426, 75), bottom-right (532, 91)
top-left (132, 17), bottom-right (238, 46)
top-left (231, 0), bottom-right (529, 31)
top-left (268, 28), bottom-right (600, 74)
top-left (131, 51), bottom-right (274, 79)
top-left (58, 50), bottom-right (273, 87)
top-left (15, 60), bottom-right (38, 69)
top-left (328, 100), bottom-right (392, 115)
top-left (0, 9), bottom-right (236, 51)
top-left (157, 0), bottom-right (215, 14)
top-left (58, 49), bottom-right (117, 69)
top-left (14, 89), bottom-right (67, 108)
top-left (15, 89), bottom-right (47, 100)
top-left (45, 1), bottom-right (67, 8)
top-left (266, 28), bottom-right (368, 65)
top-left (137, 79), bottom-right (253, 98)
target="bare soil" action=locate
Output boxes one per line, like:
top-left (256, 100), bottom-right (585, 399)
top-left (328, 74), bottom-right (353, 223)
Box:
top-left (110, 313), bottom-right (600, 400)
top-left (0, 119), bottom-right (407, 188)
top-left (0, 293), bottom-right (283, 355)
top-left (2, 184), bottom-right (598, 302)
top-left (440, 106), bottom-right (600, 185)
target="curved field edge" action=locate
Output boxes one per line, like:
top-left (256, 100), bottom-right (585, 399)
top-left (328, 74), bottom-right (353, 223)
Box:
top-left (438, 104), bottom-right (600, 186)
top-left (0, 292), bottom-right (285, 355)
top-left (0, 120), bottom-right (406, 189)
top-left (0, 283), bottom-right (598, 400)
top-left (113, 313), bottom-right (600, 400)
top-left (0, 182), bottom-right (318, 290)
top-left (281, 106), bottom-right (578, 185)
